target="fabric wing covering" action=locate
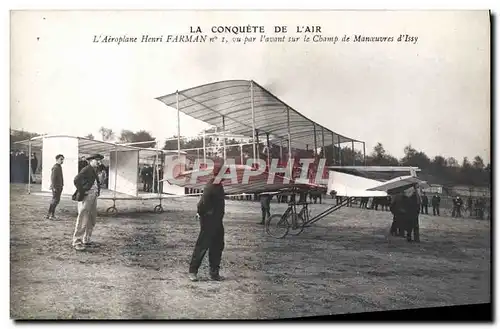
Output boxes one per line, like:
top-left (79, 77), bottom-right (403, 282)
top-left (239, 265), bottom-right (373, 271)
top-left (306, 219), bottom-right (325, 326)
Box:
top-left (328, 171), bottom-right (389, 197)
top-left (155, 80), bottom-right (363, 151)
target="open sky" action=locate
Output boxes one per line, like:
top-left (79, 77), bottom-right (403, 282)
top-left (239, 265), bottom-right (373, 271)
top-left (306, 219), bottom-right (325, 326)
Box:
top-left (10, 10), bottom-right (490, 163)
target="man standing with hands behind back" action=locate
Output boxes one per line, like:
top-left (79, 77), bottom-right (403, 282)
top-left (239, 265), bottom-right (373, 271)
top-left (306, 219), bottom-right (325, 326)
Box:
top-left (46, 154), bottom-right (64, 220)
top-left (72, 154), bottom-right (103, 251)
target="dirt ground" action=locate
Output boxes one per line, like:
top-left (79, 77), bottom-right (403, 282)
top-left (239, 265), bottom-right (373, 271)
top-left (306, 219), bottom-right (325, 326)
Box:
top-left (10, 184), bottom-right (491, 319)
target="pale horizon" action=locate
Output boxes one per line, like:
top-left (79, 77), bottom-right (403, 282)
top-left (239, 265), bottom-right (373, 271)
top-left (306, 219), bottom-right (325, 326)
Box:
top-left (10, 10), bottom-right (491, 164)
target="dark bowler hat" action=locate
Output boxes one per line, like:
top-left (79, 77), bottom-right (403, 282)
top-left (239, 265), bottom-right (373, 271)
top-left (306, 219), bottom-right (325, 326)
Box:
top-left (86, 154), bottom-right (104, 161)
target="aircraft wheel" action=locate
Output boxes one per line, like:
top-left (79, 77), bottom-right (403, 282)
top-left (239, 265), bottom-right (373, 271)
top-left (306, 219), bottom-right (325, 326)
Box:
top-left (287, 213), bottom-right (306, 236)
top-left (265, 214), bottom-right (289, 239)
top-left (154, 205), bottom-right (164, 213)
top-left (106, 206), bottom-right (118, 216)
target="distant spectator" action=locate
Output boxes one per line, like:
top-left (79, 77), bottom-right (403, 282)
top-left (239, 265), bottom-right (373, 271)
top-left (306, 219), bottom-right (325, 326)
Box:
top-left (467, 197), bottom-right (473, 217)
top-left (13, 151), bottom-right (30, 184)
top-left (30, 152), bottom-right (38, 183)
top-left (259, 193), bottom-right (272, 225)
top-left (97, 164), bottom-right (107, 189)
top-left (420, 192), bottom-right (429, 215)
top-left (432, 194), bottom-right (441, 216)
top-left (452, 196), bottom-right (463, 218)
top-left (78, 156), bottom-right (89, 172)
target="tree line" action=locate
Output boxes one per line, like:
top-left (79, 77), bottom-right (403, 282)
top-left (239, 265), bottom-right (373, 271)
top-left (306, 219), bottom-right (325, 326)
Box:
top-left (323, 142), bottom-right (490, 188)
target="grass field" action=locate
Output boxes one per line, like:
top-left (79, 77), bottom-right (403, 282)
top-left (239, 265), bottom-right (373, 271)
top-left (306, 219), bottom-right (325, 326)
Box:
top-left (9, 184), bottom-right (491, 319)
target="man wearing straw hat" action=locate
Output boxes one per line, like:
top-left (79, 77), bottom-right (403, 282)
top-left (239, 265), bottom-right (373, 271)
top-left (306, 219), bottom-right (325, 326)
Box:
top-left (71, 154), bottom-right (103, 251)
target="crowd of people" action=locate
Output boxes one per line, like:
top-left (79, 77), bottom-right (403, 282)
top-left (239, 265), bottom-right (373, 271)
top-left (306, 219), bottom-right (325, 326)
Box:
top-left (389, 186), bottom-right (422, 242)
top-left (327, 190), bottom-right (489, 220)
top-left (452, 195), bottom-right (489, 220)
top-left (139, 164), bottom-right (164, 193)
top-left (10, 150), bottom-right (39, 184)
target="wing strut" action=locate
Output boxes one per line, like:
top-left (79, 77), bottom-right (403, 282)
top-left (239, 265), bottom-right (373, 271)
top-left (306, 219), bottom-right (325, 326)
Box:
top-left (287, 107), bottom-right (292, 178)
top-left (321, 127), bottom-right (325, 159)
top-left (313, 123), bottom-right (317, 156)
top-left (363, 142), bottom-right (366, 165)
top-left (303, 197), bottom-right (355, 227)
top-left (250, 81), bottom-right (256, 160)
top-left (337, 134), bottom-right (341, 165)
top-left (351, 140), bottom-right (355, 165)
top-left (176, 90), bottom-right (181, 156)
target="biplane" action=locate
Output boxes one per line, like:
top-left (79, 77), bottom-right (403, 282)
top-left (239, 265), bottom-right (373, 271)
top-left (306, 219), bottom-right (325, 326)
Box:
top-left (14, 79), bottom-right (429, 227)
top-left (155, 79), bottom-right (430, 238)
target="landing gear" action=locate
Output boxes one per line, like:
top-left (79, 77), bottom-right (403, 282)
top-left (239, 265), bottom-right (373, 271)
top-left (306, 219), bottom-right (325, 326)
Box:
top-left (264, 188), bottom-right (349, 239)
top-left (154, 198), bottom-right (164, 213)
top-left (106, 206), bottom-right (118, 216)
top-left (154, 205), bottom-right (164, 213)
top-left (265, 205), bottom-right (307, 238)
top-left (265, 214), bottom-right (289, 239)
top-left (288, 212), bottom-right (306, 236)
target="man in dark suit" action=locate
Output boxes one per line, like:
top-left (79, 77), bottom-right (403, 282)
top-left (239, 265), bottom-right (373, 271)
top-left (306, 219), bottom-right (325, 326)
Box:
top-left (432, 194), bottom-right (441, 216)
top-left (389, 192), bottom-right (406, 237)
top-left (46, 154), bottom-right (64, 220)
top-left (452, 196), bottom-right (463, 218)
top-left (188, 163), bottom-right (226, 282)
top-left (72, 154), bottom-right (103, 251)
top-left (259, 193), bottom-right (273, 225)
top-left (421, 192), bottom-right (429, 215)
top-left (405, 185), bottom-right (421, 242)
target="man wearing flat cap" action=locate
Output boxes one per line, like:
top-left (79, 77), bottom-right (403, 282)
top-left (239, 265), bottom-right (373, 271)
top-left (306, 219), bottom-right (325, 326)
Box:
top-left (188, 162), bottom-right (227, 281)
top-left (71, 154), bottom-right (103, 251)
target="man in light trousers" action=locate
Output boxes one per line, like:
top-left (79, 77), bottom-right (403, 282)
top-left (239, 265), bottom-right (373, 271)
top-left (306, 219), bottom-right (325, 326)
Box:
top-left (72, 154), bottom-right (103, 251)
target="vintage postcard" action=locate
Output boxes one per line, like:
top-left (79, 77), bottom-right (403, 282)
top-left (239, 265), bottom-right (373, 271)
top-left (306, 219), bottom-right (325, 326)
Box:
top-left (9, 10), bottom-right (491, 320)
